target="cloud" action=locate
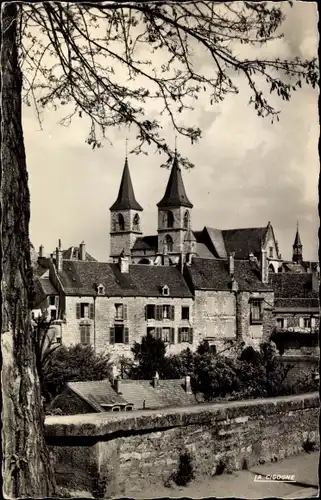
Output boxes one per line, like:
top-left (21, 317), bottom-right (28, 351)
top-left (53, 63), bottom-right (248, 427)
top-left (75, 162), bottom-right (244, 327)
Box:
top-left (24, 2), bottom-right (319, 263)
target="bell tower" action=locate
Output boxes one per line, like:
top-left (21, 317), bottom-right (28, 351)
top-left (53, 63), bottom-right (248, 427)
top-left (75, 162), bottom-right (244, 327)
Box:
top-left (292, 221), bottom-right (303, 264)
top-left (109, 157), bottom-right (143, 261)
top-left (157, 152), bottom-right (193, 263)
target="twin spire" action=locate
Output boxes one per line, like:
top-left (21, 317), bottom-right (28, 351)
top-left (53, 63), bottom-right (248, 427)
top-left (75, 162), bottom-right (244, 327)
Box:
top-left (110, 148), bottom-right (192, 211)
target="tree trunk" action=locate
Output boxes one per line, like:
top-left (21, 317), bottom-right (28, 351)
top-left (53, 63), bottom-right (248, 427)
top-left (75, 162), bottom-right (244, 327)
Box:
top-left (1, 3), bottom-right (55, 497)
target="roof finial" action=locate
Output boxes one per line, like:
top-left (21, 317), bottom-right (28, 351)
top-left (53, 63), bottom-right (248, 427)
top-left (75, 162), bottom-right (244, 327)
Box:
top-left (125, 137), bottom-right (128, 159)
top-left (174, 134), bottom-right (177, 156)
top-left (297, 220), bottom-right (299, 231)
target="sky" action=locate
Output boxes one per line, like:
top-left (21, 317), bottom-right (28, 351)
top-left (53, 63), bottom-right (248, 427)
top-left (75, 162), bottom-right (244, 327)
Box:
top-left (23, 1), bottom-right (319, 263)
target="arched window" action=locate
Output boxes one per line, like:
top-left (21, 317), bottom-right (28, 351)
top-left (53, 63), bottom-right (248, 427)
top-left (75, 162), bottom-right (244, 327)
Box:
top-left (133, 213), bottom-right (140, 231)
top-left (166, 211), bottom-right (174, 228)
top-left (268, 264), bottom-right (275, 273)
top-left (184, 210), bottom-right (190, 229)
top-left (164, 234), bottom-right (173, 253)
top-left (118, 213), bottom-right (125, 231)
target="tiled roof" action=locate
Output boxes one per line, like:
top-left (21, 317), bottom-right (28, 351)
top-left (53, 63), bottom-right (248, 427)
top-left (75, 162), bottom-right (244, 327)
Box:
top-left (204, 227), bottom-right (227, 259)
top-left (58, 260), bottom-right (193, 297)
top-left (110, 158), bottom-right (143, 211)
top-left (33, 276), bottom-right (48, 307)
top-left (118, 379), bottom-right (196, 410)
top-left (275, 298), bottom-right (319, 309)
top-left (68, 380), bottom-right (128, 411)
top-left (186, 257), bottom-right (271, 291)
top-left (157, 155), bottom-right (193, 209)
top-left (271, 273), bottom-right (319, 298)
top-left (34, 257), bottom-right (51, 277)
top-left (40, 278), bottom-right (58, 296)
top-left (131, 235), bottom-right (158, 252)
top-left (221, 227), bottom-right (267, 259)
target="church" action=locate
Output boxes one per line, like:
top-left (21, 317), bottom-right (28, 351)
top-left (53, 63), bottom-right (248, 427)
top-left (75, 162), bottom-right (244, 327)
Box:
top-left (31, 153), bottom-right (319, 362)
top-left (109, 153), bottom-right (283, 274)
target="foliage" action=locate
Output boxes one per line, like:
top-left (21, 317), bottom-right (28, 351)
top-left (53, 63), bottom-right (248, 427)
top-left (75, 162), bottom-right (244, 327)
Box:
top-left (129, 332), bottom-right (169, 379)
top-left (166, 347), bottom-right (195, 378)
top-left (19, 2), bottom-right (318, 168)
top-left (42, 344), bottom-right (112, 402)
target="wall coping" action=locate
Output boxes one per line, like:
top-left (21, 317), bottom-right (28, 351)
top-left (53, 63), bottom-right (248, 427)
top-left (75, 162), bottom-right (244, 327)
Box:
top-left (45, 392), bottom-right (319, 439)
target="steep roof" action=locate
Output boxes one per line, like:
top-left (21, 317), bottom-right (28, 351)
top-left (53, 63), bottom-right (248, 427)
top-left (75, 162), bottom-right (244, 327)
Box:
top-left (186, 257), bottom-right (272, 291)
top-left (63, 247), bottom-right (97, 262)
top-left (110, 158), bottom-right (143, 211)
top-left (271, 273), bottom-right (318, 298)
top-left (293, 226), bottom-right (302, 247)
top-left (58, 260), bottom-right (193, 297)
top-left (157, 155), bottom-right (193, 209)
top-left (222, 227), bottom-right (267, 259)
top-left (67, 381), bottom-right (128, 411)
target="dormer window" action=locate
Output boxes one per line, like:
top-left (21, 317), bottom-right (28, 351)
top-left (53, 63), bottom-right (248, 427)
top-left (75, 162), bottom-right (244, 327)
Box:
top-left (162, 285), bottom-right (170, 296)
top-left (97, 284), bottom-right (105, 295)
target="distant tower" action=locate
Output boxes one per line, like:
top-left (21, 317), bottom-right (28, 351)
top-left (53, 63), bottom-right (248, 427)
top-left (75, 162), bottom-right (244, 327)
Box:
top-left (292, 222), bottom-right (303, 264)
top-left (157, 152), bottom-right (193, 263)
top-left (109, 157), bottom-right (143, 260)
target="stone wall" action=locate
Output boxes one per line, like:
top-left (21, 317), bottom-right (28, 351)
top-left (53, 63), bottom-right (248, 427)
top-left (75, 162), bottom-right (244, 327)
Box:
top-left (46, 393), bottom-right (319, 497)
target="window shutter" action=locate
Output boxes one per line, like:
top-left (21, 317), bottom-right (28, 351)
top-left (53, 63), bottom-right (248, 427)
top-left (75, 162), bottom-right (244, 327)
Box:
top-left (178, 327), bottom-right (182, 343)
top-left (86, 326), bottom-right (91, 345)
top-left (189, 328), bottom-right (194, 344)
top-left (284, 318), bottom-right (288, 328)
top-left (299, 317), bottom-right (304, 328)
top-left (170, 327), bottom-right (175, 344)
top-left (123, 305), bottom-right (128, 320)
top-left (170, 305), bottom-right (175, 320)
top-left (110, 327), bottom-right (115, 344)
top-left (145, 305), bottom-right (148, 320)
top-left (156, 305), bottom-right (162, 321)
top-left (55, 296), bottom-right (59, 307)
top-left (155, 327), bottom-right (161, 340)
top-left (311, 317), bottom-right (316, 328)
top-left (79, 325), bottom-right (85, 344)
top-left (89, 304), bottom-right (95, 319)
top-left (124, 327), bottom-right (129, 344)
top-left (76, 303), bottom-right (81, 319)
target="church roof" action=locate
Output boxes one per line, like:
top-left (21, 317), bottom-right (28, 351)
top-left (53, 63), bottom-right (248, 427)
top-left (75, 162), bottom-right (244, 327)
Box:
top-left (131, 235), bottom-right (158, 252)
top-left (57, 260), bottom-right (192, 297)
top-left (221, 227), bottom-right (267, 259)
top-left (293, 227), bottom-right (302, 247)
top-left (157, 155), bottom-right (193, 209)
top-left (110, 158), bottom-right (143, 211)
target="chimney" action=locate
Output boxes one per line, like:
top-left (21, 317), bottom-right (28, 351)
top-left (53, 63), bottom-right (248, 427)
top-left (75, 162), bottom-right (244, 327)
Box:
top-left (79, 241), bottom-right (86, 261)
top-left (119, 252), bottom-right (130, 273)
top-left (231, 278), bottom-right (239, 292)
top-left (55, 245), bottom-right (63, 273)
top-left (184, 375), bottom-right (192, 394)
top-left (152, 371), bottom-right (160, 388)
top-left (228, 252), bottom-right (235, 277)
top-left (113, 376), bottom-right (122, 395)
top-left (39, 245), bottom-right (44, 258)
top-left (260, 248), bottom-right (268, 284)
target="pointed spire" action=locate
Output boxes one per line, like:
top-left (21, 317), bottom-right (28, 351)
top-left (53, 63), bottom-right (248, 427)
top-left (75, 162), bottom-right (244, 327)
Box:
top-left (157, 152), bottom-right (193, 208)
top-left (293, 221), bottom-right (302, 247)
top-left (110, 157), bottom-right (143, 211)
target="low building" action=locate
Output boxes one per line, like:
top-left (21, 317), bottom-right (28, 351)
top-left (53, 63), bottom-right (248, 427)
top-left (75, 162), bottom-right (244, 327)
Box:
top-left (48, 374), bottom-right (197, 414)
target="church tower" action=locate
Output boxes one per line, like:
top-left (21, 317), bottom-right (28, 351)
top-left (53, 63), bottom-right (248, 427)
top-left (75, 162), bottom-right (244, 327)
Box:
top-left (109, 157), bottom-right (143, 261)
top-left (292, 222), bottom-right (303, 264)
top-left (157, 153), bottom-right (193, 263)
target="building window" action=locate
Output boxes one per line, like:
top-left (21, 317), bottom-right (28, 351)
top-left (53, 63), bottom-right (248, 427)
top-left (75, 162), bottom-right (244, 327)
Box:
top-left (164, 234), bottom-right (173, 253)
top-left (49, 296), bottom-right (56, 306)
top-left (110, 326), bottom-right (129, 344)
top-left (276, 318), bottom-right (285, 329)
top-left (76, 303), bottom-right (95, 319)
top-left (118, 213), bottom-right (125, 231)
top-left (50, 309), bottom-right (57, 321)
top-left (162, 327), bottom-right (170, 342)
top-left (250, 299), bottom-right (263, 324)
top-left (269, 246), bottom-right (273, 258)
top-left (162, 304), bottom-right (175, 320)
top-left (56, 336), bottom-right (62, 344)
top-left (166, 211), bottom-right (174, 228)
top-left (154, 327), bottom-right (175, 343)
top-left (178, 327), bottom-right (193, 344)
top-left (304, 318), bottom-right (311, 328)
top-left (97, 284), bottom-right (105, 295)
top-left (80, 325), bottom-right (90, 345)
top-left (184, 210), bottom-right (189, 229)
top-left (133, 213), bottom-right (140, 231)
top-left (146, 305), bottom-right (155, 320)
top-left (115, 303), bottom-right (127, 320)
top-left (147, 327), bottom-right (156, 336)
top-left (162, 285), bottom-right (170, 296)
top-left (181, 306), bottom-right (190, 320)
